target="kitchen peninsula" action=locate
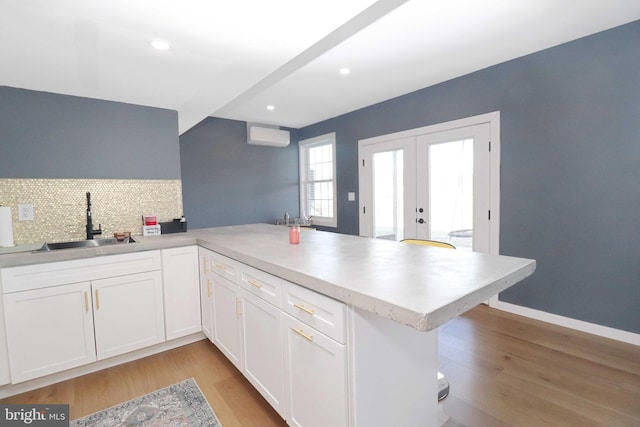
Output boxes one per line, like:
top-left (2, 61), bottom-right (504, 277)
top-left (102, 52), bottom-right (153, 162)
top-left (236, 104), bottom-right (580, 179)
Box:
top-left (0, 224), bottom-right (535, 427)
top-left (196, 224), bottom-right (536, 427)
top-left (197, 224), bottom-right (535, 332)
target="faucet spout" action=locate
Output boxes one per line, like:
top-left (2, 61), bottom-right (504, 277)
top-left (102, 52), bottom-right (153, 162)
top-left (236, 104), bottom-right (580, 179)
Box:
top-left (86, 192), bottom-right (102, 240)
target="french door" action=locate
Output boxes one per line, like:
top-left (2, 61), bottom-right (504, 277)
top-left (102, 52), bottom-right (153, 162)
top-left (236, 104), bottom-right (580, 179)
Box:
top-left (358, 113), bottom-right (499, 254)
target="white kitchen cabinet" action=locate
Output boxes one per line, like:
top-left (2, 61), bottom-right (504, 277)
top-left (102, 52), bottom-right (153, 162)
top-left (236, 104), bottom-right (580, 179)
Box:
top-left (283, 313), bottom-right (348, 427)
top-left (212, 273), bottom-right (243, 369)
top-left (210, 252), bottom-right (239, 283)
top-left (162, 246), bottom-right (201, 340)
top-left (199, 250), bottom-right (349, 427)
top-left (282, 279), bottom-right (349, 427)
top-left (0, 291), bottom-right (11, 386)
top-left (282, 280), bottom-right (346, 344)
top-left (1, 250), bottom-right (166, 385)
top-left (1, 250), bottom-right (162, 293)
top-left (240, 287), bottom-right (285, 417)
top-left (93, 271), bottom-right (165, 360)
top-left (199, 248), bottom-right (214, 341)
top-left (238, 262), bottom-right (282, 307)
top-left (3, 282), bottom-right (97, 383)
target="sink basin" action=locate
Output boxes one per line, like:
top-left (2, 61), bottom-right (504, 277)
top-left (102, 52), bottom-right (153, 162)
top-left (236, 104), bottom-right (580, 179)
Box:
top-left (37, 237), bottom-right (136, 252)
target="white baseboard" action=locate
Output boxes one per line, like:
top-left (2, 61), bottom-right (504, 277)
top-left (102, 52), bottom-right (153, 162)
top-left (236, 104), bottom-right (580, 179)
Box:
top-left (488, 297), bottom-right (640, 347)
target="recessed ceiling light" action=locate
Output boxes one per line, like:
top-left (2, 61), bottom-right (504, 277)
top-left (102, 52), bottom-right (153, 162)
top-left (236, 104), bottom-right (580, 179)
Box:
top-left (151, 40), bottom-right (170, 51)
top-left (266, 105), bottom-right (275, 111)
top-left (339, 67), bottom-right (350, 76)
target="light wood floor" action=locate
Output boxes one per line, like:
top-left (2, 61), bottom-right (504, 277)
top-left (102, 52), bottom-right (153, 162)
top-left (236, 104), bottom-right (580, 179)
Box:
top-left (2, 305), bottom-right (639, 426)
top-left (439, 305), bottom-right (640, 427)
top-left (0, 339), bottom-right (287, 427)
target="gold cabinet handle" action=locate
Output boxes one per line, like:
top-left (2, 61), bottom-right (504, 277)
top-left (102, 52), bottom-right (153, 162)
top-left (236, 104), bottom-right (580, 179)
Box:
top-left (248, 279), bottom-right (262, 289)
top-left (215, 263), bottom-right (225, 270)
top-left (207, 279), bottom-right (212, 297)
top-left (95, 289), bottom-right (100, 310)
top-left (292, 328), bottom-right (314, 342)
top-left (293, 303), bottom-right (315, 315)
top-left (84, 291), bottom-right (90, 313)
top-left (202, 257), bottom-right (209, 274)
top-left (236, 297), bottom-right (242, 318)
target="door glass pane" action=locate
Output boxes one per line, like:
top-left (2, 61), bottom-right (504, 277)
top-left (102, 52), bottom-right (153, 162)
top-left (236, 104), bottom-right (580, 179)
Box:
top-left (373, 150), bottom-right (404, 241)
top-left (429, 139), bottom-right (473, 251)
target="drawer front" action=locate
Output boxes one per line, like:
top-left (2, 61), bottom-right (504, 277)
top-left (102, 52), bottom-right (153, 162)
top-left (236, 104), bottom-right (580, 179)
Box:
top-left (1, 250), bottom-right (162, 294)
top-left (283, 281), bottom-right (345, 344)
top-left (210, 252), bottom-right (239, 283)
top-left (238, 264), bottom-right (282, 308)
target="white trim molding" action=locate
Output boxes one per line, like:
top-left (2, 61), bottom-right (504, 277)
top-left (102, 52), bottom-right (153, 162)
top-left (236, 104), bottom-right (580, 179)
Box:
top-left (489, 298), bottom-right (640, 347)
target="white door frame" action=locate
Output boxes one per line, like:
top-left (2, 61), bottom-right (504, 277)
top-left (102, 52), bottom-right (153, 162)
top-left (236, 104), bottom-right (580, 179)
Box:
top-left (358, 111), bottom-right (501, 255)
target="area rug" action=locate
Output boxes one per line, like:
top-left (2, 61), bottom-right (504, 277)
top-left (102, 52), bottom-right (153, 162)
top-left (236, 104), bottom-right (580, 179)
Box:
top-left (71, 378), bottom-right (221, 426)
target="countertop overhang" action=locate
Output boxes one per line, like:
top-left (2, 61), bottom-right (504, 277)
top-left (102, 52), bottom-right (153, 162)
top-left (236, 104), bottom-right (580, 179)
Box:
top-left (0, 223), bottom-right (536, 331)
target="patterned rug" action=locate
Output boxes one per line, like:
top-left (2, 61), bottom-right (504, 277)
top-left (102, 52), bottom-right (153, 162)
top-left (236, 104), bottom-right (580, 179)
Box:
top-left (71, 378), bottom-right (221, 426)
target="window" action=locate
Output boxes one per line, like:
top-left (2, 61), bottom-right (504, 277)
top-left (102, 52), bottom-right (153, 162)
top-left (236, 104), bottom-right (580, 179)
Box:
top-left (299, 133), bottom-right (337, 227)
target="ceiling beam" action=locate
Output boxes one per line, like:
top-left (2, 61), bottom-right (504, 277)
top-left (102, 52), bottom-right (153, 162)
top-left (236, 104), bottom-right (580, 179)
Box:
top-left (211, 0), bottom-right (410, 122)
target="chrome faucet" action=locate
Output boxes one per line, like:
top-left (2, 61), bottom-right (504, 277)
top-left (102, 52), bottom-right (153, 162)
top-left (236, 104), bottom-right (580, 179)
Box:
top-left (86, 192), bottom-right (102, 240)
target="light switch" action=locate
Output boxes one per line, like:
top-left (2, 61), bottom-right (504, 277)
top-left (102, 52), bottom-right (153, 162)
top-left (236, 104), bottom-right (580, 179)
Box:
top-left (348, 192), bottom-right (356, 202)
top-left (18, 203), bottom-right (34, 221)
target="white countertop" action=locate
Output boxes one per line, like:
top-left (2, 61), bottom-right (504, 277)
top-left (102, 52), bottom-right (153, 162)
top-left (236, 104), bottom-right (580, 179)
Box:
top-left (0, 223), bottom-right (535, 331)
top-left (196, 224), bottom-right (536, 331)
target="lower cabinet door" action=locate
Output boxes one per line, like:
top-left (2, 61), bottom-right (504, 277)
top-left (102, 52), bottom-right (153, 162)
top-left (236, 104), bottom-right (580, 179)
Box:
top-left (93, 271), bottom-right (165, 360)
top-left (3, 282), bottom-right (96, 383)
top-left (0, 290), bottom-right (12, 386)
top-left (162, 246), bottom-right (202, 340)
top-left (240, 288), bottom-right (285, 417)
top-left (199, 248), bottom-right (215, 341)
top-left (212, 275), bottom-right (242, 369)
top-left (283, 313), bottom-right (348, 427)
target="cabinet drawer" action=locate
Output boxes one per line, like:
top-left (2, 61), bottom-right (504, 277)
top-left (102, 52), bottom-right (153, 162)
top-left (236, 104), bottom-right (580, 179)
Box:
top-left (239, 264), bottom-right (282, 308)
top-left (210, 252), bottom-right (239, 283)
top-left (283, 281), bottom-right (345, 344)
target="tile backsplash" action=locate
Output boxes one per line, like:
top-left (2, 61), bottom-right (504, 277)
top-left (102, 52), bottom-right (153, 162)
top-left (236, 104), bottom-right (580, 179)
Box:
top-left (0, 179), bottom-right (183, 245)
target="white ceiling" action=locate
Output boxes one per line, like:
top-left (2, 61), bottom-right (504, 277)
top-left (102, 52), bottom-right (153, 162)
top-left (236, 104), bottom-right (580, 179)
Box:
top-left (2, 0), bottom-right (640, 134)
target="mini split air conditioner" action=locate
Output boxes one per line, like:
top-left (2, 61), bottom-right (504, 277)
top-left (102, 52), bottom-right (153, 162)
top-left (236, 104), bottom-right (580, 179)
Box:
top-left (247, 124), bottom-right (290, 147)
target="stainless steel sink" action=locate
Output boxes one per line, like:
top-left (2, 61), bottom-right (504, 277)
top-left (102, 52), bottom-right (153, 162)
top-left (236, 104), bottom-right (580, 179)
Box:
top-left (37, 237), bottom-right (136, 252)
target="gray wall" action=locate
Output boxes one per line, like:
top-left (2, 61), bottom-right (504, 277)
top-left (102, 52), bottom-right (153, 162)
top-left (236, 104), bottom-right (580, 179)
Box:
top-left (0, 87), bottom-right (181, 179)
top-left (295, 21), bottom-right (640, 334)
top-left (179, 117), bottom-right (300, 228)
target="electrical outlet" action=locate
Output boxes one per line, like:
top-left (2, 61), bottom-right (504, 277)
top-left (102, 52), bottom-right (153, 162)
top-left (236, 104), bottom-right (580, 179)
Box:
top-left (18, 203), bottom-right (34, 221)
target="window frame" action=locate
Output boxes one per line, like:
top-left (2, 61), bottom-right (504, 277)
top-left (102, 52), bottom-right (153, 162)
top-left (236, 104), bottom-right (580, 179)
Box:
top-left (299, 132), bottom-right (337, 228)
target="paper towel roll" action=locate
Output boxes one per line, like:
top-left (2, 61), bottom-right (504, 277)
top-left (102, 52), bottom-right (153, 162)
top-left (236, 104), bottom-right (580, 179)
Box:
top-left (0, 206), bottom-right (15, 247)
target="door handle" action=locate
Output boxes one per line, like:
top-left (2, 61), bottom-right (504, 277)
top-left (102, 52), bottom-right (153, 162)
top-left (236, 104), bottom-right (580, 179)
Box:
top-left (293, 303), bottom-right (315, 315)
top-left (418, 218), bottom-right (425, 224)
top-left (247, 279), bottom-right (262, 289)
top-left (292, 328), bottom-right (314, 342)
